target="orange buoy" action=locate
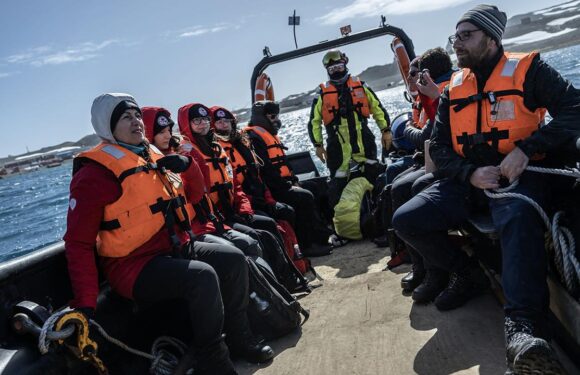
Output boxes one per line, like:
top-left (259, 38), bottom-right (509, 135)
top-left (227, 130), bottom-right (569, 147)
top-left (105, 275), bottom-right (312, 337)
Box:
top-left (391, 37), bottom-right (412, 91)
top-left (254, 73), bottom-right (275, 102)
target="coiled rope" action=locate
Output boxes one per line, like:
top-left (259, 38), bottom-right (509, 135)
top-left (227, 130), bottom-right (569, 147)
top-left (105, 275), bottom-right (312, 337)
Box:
top-left (39, 308), bottom-right (188, 375)
top-left (484, 166), bottom-right (580, 297)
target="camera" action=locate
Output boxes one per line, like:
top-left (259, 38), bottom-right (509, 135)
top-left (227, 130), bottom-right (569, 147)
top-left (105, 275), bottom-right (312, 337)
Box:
top-left (418, 69), bottom-right (430, 85)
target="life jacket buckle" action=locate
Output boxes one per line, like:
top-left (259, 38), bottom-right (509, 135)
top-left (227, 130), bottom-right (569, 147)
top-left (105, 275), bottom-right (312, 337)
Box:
top-left (471, 133), bottom-right (486, 145)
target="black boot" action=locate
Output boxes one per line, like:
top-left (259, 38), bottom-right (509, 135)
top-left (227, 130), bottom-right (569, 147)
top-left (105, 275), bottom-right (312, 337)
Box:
top-left (302, 242), bottom-right (332, 257)
top-left (434, 263), bottom-right (489, 311)
top-left (176, 337), bottom-right (237, 375)
top-left (504, 316), bottom-right (565, 375)
top-left (226, 320), bottom-right (274, 364)
top-left (401, 263), bottom-right (426, 292)
top-left (411, 269), bottom-right (448, 303)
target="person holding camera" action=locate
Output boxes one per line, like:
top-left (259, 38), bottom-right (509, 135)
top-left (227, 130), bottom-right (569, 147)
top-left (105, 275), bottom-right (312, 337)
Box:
top-left (308, 49), bottom-right (392, 218)
top-left (393, 5), bottom-right (580, 373)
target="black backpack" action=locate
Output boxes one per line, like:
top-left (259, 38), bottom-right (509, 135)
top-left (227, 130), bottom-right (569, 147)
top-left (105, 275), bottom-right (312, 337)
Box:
top-left (254, 229), bottom-right (310, 293)
top-left (246, 257), bottom-right (310, 340)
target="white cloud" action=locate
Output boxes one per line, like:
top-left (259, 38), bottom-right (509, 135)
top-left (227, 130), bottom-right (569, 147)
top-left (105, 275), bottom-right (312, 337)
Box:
top-left (0, 71), bottom-right (18, 79)
top-left (318, 0), bottom-right (472, 25)
top-left (175, 23), bottom-right (232, 38)
top-left (5, 40), bottom-right (119, 67)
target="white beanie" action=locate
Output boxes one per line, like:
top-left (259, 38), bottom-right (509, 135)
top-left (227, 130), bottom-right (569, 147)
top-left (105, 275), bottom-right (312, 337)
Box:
top-left (91, 93), bottom-right (139, 144)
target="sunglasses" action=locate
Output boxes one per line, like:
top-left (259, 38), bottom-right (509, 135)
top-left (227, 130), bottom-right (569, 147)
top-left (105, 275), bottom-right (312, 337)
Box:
top-left (448, 29), bottom-right (482, 44)
top-left (327, 63), bottom-right (346, 74)
top-left (191, 117), bottom-right (211, 125)
top-left (266, 113), bottom-right (279, 120)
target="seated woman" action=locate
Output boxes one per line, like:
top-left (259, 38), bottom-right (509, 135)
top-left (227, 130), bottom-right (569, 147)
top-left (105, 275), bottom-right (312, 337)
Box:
top-left (141, 106), bottom-right (262, 258)
top-left (64, 94), bottom-right (273, 375)
top-left (210, 105), bottom-right (295, 226)
top-left (176, 103), bottom-right (285, 246)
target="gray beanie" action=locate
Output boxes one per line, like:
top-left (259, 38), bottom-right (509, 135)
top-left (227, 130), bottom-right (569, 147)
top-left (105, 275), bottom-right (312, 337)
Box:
top-left (457, 4), bottom-right (507, 44)
top-left (91, 93), bottom-right (139, 144)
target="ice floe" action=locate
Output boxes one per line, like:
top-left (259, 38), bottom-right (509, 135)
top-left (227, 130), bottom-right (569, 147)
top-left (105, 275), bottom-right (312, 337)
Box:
top-left (503, 28), bottom-right (576, 45)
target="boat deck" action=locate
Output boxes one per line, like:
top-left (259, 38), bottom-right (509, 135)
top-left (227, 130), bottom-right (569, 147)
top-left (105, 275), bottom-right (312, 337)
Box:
top-left (235, 240), bottom-right (579, 375)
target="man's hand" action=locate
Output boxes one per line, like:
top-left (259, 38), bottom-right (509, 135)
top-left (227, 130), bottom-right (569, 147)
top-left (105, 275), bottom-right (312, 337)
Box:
top-left (416, 71), bottom-right (440, 100)
top-left (157, 154), bottom-right (191, 173)
top-left (381, 130), bottom-right (392, 150)
top-left (315, 145), bottom-right (327, 163)
top-left (499, 147), bottom-right (529, 183)
top-left (469, 166), bottom-right (501, 189)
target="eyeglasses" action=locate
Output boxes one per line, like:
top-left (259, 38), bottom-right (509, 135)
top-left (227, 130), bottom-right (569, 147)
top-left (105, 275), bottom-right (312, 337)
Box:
top-left (327, 63), bottom-right (346, 74)
top-left (191, 117), bottom-right (210, 125)
top-left (448, 29), bottom-right (482, 44)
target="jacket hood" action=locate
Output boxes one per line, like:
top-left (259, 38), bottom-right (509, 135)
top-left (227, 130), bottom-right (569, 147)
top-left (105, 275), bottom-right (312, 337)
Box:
top-left (141, 106), bottom-right (172, 143)
top-left (91, 93), bottom-right (139, 144)
top-left (178, 102), bottom-right (212, 145)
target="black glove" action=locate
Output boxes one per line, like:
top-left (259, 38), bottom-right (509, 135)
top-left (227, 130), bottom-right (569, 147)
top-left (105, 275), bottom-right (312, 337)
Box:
top-left (157, 154), bottom-right (191, 173)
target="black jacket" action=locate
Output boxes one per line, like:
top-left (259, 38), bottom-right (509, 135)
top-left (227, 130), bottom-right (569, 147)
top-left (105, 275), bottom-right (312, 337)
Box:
top-left (430, 48), bottom-right (580, 184)
top-left (247, 124), bottom-right (295, 194)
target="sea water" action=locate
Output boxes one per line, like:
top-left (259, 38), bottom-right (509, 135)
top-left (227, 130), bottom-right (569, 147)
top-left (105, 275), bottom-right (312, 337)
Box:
top-left (1, 45), bottom-right (579, 261)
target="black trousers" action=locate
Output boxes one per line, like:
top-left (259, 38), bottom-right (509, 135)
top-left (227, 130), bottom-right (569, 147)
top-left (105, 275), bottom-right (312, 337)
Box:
top-left (132, 241), bottom-right (248, 351)
top-left (273, 186), bottom-right (331, 247)
top-left (200, 230), bottom-right (261, 258)
top-left (393, 173), bottom-right (568, 320)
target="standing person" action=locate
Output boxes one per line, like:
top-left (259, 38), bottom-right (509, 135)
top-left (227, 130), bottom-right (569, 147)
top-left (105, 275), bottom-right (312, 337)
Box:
top-left (308, 49), bottom-right (392, 213)
top-left (393, 5), bottom-right (580, 373)
top-left (141, 106), bottom-right (262, 258)
top-left (246, 100), bottom-right (333, 256)
top-left (65, 94), bottom-right (273, 375)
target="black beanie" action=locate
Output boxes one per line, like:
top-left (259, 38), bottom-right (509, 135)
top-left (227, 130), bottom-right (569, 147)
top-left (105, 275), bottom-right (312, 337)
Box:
top-left (110, 100), bottom-right (141, 132)
top-left (188, 103), bottom-right (211, 121)
top-left (457, 4), bottom-right (507, 44)
top-left (153, 111), bottom-right (174, 136)
top-left (212, 108), bottom-right (235, 121)
top-left (252, 100), bottom-right (280, 117)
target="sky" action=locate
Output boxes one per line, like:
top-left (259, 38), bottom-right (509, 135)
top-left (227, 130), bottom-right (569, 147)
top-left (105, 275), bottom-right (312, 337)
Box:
top-left (0, 0), bottom-right (566, 157)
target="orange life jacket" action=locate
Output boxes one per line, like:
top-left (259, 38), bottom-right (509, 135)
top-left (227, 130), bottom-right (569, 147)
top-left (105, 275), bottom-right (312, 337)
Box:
top-left (245, 125), bottom-right (293, 178)
top-left (217, 138), bottom-right (259, 186)
top-left (76, 143), bottom-right (193, 258)
top-left (449, 52), bottom-right (545, 157)
top-left (189, 142), bottom-right (235, 211)
top-left (319, 76), bottom-right (370, 125)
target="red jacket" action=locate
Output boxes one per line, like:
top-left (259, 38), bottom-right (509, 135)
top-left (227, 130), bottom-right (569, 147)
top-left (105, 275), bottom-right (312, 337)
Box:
top-left (177, 103), bottom-right (254, 217)
top-left (64, 152), bottom-right (198, 309)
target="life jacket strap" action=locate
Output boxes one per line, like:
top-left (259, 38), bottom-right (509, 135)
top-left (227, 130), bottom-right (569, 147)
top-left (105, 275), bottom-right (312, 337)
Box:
top-left (451, 89), bottom-right (524, 112)
top-left (456, 128), bottom-right (510, 150)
